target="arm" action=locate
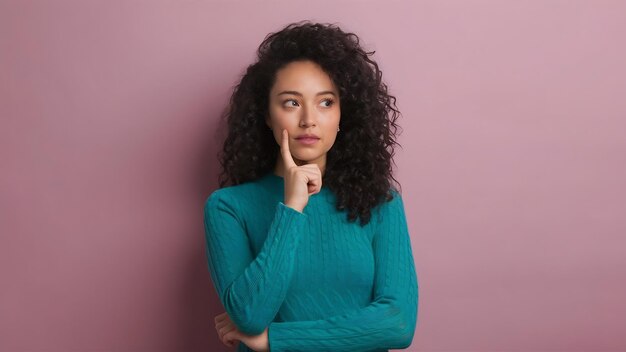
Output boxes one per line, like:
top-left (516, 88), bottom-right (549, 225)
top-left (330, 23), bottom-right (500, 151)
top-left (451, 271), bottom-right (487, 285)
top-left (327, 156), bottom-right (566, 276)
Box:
top-left (267, 190), bottom-right (419, 352)
top-left (203, 190), bottom-right (307, 335)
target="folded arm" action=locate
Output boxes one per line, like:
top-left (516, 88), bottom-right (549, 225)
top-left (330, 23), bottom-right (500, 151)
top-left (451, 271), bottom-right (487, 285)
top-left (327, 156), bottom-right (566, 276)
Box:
top-left (267, 190), bottom-right (419, 351)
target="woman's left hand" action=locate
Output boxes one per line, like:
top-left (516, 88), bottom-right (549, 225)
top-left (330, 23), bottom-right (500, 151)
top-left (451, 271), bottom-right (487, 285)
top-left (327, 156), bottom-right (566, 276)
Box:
top-left (215, 312), bottom-right (269, 352)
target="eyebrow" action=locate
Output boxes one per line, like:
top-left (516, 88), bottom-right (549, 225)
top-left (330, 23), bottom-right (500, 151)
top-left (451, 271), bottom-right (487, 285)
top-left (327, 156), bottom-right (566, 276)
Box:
top-left (276, 90), bottom-right (336, 97)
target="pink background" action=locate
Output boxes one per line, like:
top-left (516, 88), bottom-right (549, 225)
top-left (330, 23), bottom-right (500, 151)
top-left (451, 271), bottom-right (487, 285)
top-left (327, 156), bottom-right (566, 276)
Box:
top-left (2, 0), bottom-right (625, 351)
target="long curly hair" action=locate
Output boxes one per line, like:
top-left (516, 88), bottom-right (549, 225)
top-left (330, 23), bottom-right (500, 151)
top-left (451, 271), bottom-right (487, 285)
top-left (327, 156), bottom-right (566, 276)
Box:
top-left (215, 20), bottom-right (403, 226)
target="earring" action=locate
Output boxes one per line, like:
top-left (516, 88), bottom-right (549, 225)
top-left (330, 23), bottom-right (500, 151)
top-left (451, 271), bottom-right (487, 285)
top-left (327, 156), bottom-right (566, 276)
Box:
top-left (337, 126), bottom-right (340, 131)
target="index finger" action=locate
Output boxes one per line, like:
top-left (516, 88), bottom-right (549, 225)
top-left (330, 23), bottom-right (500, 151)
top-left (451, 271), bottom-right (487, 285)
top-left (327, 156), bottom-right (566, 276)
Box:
top-left (281, 129), bottom-right (297, 169)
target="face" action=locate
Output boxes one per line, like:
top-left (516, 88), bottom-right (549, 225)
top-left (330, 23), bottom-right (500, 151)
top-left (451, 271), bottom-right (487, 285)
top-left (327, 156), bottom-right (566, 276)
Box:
top-left (266, 60), bottom-right (341, 170)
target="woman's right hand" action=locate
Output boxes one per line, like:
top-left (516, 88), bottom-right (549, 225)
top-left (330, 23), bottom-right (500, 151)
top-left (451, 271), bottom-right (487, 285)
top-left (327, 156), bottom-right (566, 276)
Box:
top-left (281, 129), bottom-right (322, 213)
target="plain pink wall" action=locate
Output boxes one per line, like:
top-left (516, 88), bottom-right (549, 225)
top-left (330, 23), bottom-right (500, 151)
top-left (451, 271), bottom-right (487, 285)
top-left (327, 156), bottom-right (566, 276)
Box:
top-left (1, 0), bottom-right (625, 351)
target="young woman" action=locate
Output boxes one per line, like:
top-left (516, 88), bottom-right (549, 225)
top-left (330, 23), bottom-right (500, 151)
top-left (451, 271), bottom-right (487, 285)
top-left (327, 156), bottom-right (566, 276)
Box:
top-left (203, 21), bottom-right (419, 351)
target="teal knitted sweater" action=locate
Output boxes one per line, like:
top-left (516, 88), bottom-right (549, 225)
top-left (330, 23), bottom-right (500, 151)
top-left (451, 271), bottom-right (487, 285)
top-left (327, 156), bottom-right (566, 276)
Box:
top-left (202, 171), bottom-right (419, 351)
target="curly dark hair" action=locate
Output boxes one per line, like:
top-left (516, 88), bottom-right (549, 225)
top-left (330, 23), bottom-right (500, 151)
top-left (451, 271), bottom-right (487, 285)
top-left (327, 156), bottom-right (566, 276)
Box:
top-left (214, 20), bottom-right (404, 226)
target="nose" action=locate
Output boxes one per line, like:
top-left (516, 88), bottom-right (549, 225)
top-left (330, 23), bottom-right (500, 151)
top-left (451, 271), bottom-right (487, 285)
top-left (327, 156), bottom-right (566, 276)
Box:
top-left (299, 104), bottom-right (317, 127)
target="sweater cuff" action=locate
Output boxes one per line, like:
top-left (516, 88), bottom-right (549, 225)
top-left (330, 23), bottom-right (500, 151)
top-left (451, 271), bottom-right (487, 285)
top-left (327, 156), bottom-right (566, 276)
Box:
top-left (267, 321), bottom-right (283, 352)
top-left (278, 201), bottom-right (305, 215)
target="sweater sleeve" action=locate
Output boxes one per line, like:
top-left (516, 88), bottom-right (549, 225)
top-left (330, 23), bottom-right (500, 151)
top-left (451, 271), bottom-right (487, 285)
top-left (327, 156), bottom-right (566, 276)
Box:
top-left (267, 190), bottom-right (419, 352)
top-left (203, 190), bottom-right (307, 335)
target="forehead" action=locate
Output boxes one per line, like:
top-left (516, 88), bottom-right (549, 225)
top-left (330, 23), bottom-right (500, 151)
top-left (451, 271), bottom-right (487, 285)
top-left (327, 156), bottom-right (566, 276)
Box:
top-left (271, 60), bottom-right (337, 92)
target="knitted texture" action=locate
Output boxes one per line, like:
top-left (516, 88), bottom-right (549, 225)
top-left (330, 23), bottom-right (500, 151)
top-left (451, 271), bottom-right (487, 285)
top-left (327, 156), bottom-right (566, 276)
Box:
top-left (203, 172), bottom-right (419, 351)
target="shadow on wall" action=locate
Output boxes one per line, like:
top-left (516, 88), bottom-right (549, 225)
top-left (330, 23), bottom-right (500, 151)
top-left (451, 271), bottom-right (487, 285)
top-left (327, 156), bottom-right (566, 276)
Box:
top-left (174, 82), bottom-right (236, 350)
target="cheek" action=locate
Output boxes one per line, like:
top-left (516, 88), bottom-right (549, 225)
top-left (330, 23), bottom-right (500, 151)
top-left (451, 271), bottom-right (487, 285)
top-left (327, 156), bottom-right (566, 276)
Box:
top-left (269, 108), bottom-right (294, 125)
top-left (324, 131), bottom-right (339, 151)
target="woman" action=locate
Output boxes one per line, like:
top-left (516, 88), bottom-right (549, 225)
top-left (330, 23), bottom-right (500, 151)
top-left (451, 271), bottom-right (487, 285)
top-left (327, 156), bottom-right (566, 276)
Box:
top-left (203, 20), bottom-right (419, 351)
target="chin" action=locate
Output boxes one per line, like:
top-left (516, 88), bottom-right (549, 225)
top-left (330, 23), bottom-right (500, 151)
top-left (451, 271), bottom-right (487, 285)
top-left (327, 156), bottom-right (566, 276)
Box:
top-left (293, 154), bottom-right (322, 163)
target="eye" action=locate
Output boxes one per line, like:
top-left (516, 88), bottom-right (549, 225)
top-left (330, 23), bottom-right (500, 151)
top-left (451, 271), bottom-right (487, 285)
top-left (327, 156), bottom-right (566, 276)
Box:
top-left (321, 98), bottom-right (335, 107)
top-left (283, 99), bottom-right (299, 107)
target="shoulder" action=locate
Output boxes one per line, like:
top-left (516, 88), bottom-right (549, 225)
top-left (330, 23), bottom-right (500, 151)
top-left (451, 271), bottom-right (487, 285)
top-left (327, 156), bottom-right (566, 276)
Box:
top-left (203, 180), bottom-right (267, 215)
top-left (374, 188), bottom-right (404, 213)
top-left (371, 188), bottom-right (406, 225)
top-left (202, 186), bottom-right (247, 232)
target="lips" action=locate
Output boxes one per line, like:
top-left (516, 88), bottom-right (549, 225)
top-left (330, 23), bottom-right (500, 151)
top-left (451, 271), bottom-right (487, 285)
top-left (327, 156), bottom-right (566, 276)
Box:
top-left (296, 137), bottom-right (319, 145)
top-left (296, 134), bottom-right (320, 139)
